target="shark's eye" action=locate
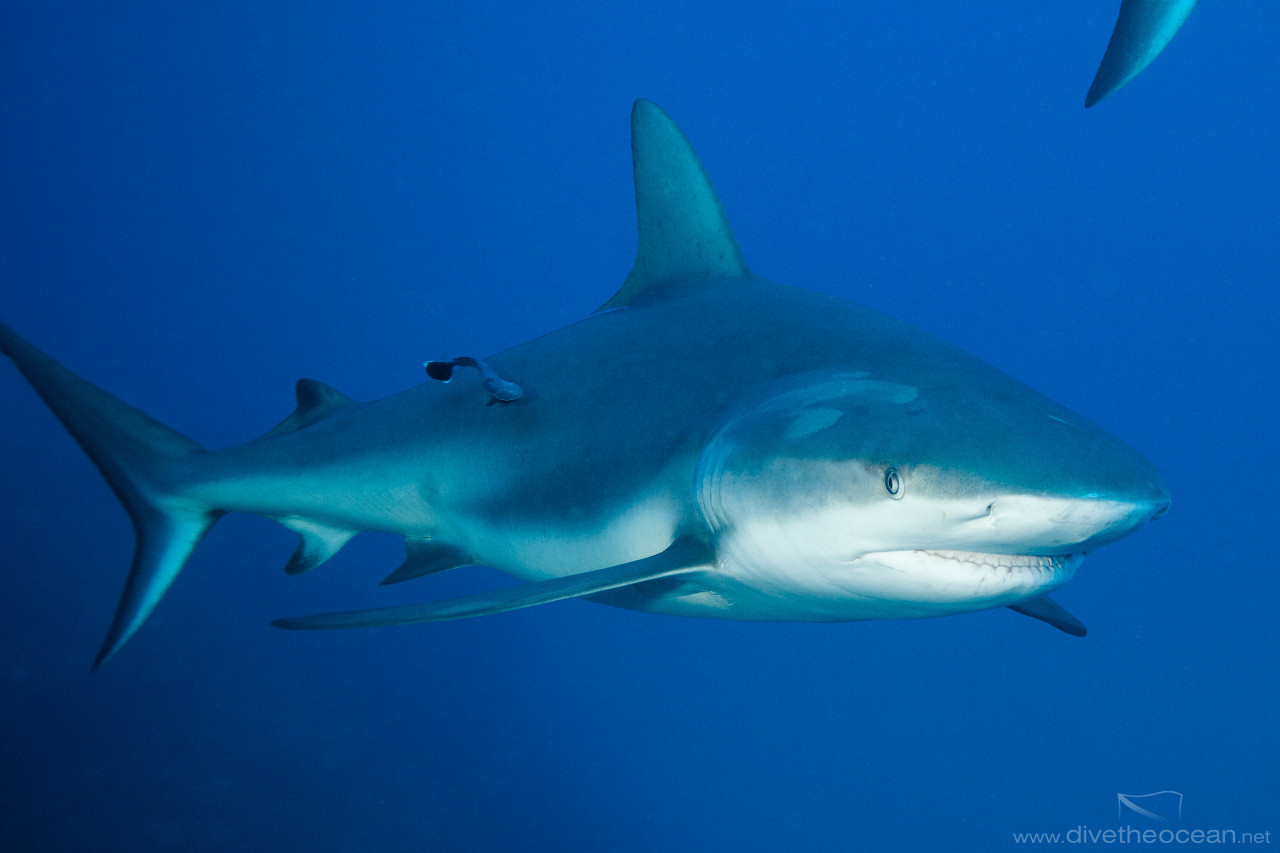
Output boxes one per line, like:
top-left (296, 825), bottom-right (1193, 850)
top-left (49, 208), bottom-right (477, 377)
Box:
top-left (884, 467), bottom-right (904, 499)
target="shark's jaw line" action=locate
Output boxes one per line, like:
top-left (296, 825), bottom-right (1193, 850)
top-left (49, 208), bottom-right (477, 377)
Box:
top-left (700, 521), bottom-right (1085, 621)
top-left (879, 549), bottom-right (1076, 575)
top-left (825, 547), bottom-right (1084, 621)
top-left (859, 548), bottom-right (1081, 600)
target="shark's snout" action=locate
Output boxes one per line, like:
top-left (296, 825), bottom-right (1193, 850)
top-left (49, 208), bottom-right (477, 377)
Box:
top-left (970, 397), bottom-right (1170, 554)
top-left (1075, 485), bottom-right (1170, 552)
top-left (1061, 434), bottom-right (1171, 550)
top-left (976, 429), bottom-right (1169, 555)
top-left (979, 489), bottom-right (1168, 556)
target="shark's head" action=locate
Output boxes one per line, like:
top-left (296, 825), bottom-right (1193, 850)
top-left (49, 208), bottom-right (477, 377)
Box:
top-left (696, 368), bottom-right (1169, 621)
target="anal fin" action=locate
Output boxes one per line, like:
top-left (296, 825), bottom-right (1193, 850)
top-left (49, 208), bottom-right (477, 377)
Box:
top-left (279, 518), bottom-right (357, 575)
top-left (273, 536), bottom-right (712, 630)
top-left (1007, 595), bottom-right (1087, 637)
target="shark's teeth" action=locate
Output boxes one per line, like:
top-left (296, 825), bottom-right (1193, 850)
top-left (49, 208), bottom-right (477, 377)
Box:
top-left (917, 550), bottom-right (1072, 573)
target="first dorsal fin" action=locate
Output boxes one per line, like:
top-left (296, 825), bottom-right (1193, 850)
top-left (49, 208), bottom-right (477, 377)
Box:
top-left (265, 378), bottom-right (355, 437)
top-left (597, 99), bottom-right (748, 312)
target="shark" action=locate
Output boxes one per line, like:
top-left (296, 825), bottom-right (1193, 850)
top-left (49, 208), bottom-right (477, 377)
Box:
top-left (1087, 0), bottom-right (1199, 107)
top-left (1, 100), bottom-right (1170, 669)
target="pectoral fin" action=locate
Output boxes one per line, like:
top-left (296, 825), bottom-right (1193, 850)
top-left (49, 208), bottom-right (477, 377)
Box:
top-left (272, 536), bottom-right (713, 630)
top-left (1007, 596), bottom-right (1088, 637)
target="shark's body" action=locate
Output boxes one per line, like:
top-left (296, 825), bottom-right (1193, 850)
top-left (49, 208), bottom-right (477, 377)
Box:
top-left (2, 101), bottom-right (1169, 668)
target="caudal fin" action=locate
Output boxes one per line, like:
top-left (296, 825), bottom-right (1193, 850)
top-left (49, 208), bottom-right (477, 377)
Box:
top-left (1, 321), bottom-right (220, 668)
top-left (1085, 0), bottom-right (1199, 108)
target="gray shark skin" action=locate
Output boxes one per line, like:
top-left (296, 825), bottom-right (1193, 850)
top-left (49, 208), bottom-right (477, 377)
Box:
top-left (1, 100), bottom-right (1170, 668)
top-left (1088, 0), bottom-right (1199, 107)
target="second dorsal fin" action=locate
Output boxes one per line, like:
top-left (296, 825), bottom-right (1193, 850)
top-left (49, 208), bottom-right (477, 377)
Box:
top-left (597, 99), bottom-right (748, 312)
top-left (266, 379), bottom-right (356, 437)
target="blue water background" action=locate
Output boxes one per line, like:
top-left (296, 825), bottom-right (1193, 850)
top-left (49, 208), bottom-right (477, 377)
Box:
top-left (1, 2), bottom-right (1276, 850)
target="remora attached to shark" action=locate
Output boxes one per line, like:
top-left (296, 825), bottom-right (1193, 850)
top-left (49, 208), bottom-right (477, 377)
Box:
top-left (1, 100), bottom-right (1169, 668)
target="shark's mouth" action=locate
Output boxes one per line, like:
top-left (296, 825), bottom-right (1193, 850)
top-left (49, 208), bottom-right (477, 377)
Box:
top-left (915, 549), bottom-right (1077, 574)
top-left (856, 549), bottom-right (1084, 607)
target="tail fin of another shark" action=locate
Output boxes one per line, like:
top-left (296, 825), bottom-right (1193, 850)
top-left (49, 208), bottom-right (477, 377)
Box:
top-left (1, 321), bottom-right (220, 669)
top-left (1086, 0), bottom-right (1199, 107)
